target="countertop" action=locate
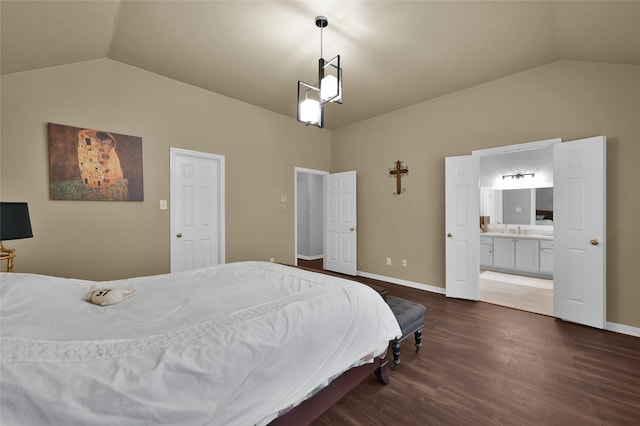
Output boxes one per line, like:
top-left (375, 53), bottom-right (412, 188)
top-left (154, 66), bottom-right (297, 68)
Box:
top-left (481, 232), bottom-right (553, 241)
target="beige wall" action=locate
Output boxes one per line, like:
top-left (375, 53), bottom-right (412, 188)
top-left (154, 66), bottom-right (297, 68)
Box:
top-left (2, 59), bottom-right (639, 329)
top-left (332, 60), bottom-right (640, 328)
top-left (1, 59), bottom-right (331, 280)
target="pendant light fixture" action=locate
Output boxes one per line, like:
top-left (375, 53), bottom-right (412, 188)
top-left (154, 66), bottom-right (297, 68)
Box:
top-left (297, 16), bottom-right (342, 128)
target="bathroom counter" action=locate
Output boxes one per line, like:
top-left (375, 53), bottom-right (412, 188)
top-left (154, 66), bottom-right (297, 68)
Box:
top-left (481, 232), bottom-right (553, 241)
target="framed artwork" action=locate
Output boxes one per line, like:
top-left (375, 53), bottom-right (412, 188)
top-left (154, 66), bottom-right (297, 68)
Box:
top-left (48, 123), bottom-right (144, 201)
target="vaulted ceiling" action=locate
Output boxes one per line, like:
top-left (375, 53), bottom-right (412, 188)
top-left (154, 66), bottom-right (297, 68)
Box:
top-left (2, 1), bottom-right (639, 129)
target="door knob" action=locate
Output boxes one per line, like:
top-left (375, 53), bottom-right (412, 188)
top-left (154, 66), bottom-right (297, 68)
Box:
top-left (176, 233), bottom-right (183, 238)
top-left (590, 239), bottom-right (599, 246)
top-left (350, 227), bottom-right (356, 231)
top-left (447, 233), bottom-right (453, 238)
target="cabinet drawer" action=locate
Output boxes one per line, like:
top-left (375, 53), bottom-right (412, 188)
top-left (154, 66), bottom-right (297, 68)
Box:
top-left (540, 240), bottom-right (554, 250)
top-left (479, 236), bottom-right (493, 245)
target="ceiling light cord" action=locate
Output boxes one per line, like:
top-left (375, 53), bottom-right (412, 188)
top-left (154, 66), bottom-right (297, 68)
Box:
top-left (320, 24), bottom-right (324, 60)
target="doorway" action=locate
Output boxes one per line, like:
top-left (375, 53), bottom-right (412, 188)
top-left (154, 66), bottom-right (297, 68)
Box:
top-left (478, 148), bottom-right (554, 316)
top-left (294, 168), bottom-right (328, 268)
top-left (294, 168), bottom-right (358, 276)
top-left (445, 136), bottom-right (606, 329)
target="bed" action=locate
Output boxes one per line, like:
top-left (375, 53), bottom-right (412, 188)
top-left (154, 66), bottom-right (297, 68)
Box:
top-left (535, 209), bottom-right (554, 225)
top-left (0, 261), bottom-right (401, 425)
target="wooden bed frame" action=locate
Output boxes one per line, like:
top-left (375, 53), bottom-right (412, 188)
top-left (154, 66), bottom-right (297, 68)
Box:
top-left (268, 354), bottom-right (389, 425)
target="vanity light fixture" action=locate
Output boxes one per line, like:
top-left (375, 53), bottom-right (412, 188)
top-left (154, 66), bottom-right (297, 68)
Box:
top-left (502, 172), bottom-right (535, 180)
top-left (296, 16), bottom-right (342, 128)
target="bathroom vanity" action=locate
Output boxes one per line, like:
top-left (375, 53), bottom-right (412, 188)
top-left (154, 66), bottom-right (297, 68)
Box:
top-left (480, 233), bottom-right (553, 278)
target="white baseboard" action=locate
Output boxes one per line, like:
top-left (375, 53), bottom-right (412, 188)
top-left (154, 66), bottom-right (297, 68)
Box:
top-left (357, 271), bottom-right (445, 295)
top-left (297, 255), bottom-right (323, 261)
top-left (606, 321), bottom-right (640, 338)
top-left (357, 270), bottom-right (640, 338)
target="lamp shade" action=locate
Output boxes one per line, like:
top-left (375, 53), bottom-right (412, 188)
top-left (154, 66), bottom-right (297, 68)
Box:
top-left (0, 202), bottom-right (33, 241)
top-left (320, 74), bottom-right (340, 102)
top-left (299, 98), bottom-right (321, 124)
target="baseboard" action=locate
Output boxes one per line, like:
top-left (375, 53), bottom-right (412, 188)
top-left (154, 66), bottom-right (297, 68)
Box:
top-left (357, 271), bottom-right (445, 295)
top-left (297, 255), bottom-right (324, 261)
top-left (357, 270), bottom-right (640, 338)
top-left (606, 321), bottom-right (640, 338)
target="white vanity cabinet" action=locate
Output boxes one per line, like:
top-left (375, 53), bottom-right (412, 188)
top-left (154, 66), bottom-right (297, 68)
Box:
top-left (493, 237), bottom-right (515, 269)
top-left (515, 238), bottom-right (540, 272)
top-left (480, 236), bottom-right (493, 267)
top-left (481, 234), bottom-right (552, 277)
top-left (539, 240), bottom-right (554, 274)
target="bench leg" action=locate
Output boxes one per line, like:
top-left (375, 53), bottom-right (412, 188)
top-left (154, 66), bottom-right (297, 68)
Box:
top-left (391, 338), bottom-right (401, 369)
top-left (414, 328), bottom-right (423, 353)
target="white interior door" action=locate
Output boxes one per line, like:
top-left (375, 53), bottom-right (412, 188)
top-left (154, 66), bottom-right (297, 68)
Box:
top-left (553, 136), bottom-right (606, 328)
top-left (170, 148), bottom-right (225, 273)
top-left (324, 171), bottom-right (357, 275)
top-left (445, 155), bottom-right (480, 299)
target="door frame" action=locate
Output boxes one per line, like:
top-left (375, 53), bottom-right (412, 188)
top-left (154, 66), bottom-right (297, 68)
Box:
top-left (170, 147), bottom-right (226, 272)
top-left (294, 167), bottom-right (329, 266)
top-left (445, 138), bottom-right (561, 300)
top-left (461, 136), bottom-right (606, 329)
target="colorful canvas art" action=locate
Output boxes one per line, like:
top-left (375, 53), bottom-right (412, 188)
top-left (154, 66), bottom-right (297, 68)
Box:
top-left (48, 123), bottom-right (144, 201)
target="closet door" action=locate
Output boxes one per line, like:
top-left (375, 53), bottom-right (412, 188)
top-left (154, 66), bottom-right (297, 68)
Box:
top-left (553, 136), bottom-right (606, 329)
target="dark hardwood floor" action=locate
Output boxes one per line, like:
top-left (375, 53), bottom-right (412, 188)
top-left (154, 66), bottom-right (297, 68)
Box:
top-left (297, 260), bottom-right (640, 425)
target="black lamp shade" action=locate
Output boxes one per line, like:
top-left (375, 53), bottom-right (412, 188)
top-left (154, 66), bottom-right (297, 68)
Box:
top-left (0, 202), bottom-right (33, 241)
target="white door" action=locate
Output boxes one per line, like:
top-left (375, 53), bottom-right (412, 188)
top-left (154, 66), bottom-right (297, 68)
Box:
top-left (170, 148), bottom-right (225, 273)
top-left (324, 171), bottom-right (357, 275)
top-left (445, 155), bottom-right (479, 299)
top-left (553, 136), bottom-right (606, 329)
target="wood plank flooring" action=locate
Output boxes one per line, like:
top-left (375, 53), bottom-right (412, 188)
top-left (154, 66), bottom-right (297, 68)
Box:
top-left (298, 260), bottom-right (640, 425)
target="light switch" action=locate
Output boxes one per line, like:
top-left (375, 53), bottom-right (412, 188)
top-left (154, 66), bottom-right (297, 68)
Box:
top-left (280, 195), bottom-right (287, 203)
top-left (160, 200), bottom-right (167, 210)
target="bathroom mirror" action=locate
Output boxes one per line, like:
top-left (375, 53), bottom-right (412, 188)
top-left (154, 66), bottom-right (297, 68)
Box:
top-left (480, 187), bottom-right (553, 226)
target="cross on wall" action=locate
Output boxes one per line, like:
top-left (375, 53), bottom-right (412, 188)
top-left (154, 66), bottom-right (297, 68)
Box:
top-left (389, 160), bottom-right (409, 195)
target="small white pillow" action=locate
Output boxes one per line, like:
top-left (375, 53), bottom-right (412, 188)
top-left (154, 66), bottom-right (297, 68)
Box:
top-left (87, 287), bottom-right (136, 306)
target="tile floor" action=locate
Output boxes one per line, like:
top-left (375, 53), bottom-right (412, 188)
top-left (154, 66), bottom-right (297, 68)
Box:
top-left (479, 271), bottom-right (553, 316)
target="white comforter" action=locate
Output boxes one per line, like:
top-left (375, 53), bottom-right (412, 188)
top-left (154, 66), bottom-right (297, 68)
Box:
top-left (0, 261), bottom-right (400, 426)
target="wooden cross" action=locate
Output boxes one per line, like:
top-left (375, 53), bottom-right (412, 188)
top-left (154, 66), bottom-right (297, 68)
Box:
top-left (389, 160), bottom-right (409, 195)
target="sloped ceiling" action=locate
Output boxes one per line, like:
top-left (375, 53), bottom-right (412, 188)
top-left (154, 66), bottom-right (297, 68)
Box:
top-left (2, 1), bottom-right (639, 129)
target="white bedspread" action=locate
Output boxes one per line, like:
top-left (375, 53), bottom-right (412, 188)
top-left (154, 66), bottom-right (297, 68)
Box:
top-left (0, 261), bottom-right (400, 426)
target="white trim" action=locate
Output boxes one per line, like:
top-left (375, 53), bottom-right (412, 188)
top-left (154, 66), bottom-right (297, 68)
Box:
top-left (606, 322), bottom-right (640, 338)
top-left (357, 271), bottom-right (446, 295)
top-left (294, 167), bottom-right (329, 267)
top-left (297, 255), bottom-right (323, 261)
top-left (472, 138), bottom-right (561, 157)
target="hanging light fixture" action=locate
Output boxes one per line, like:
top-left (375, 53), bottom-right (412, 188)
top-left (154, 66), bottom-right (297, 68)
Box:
top-left (297, 16), bottom-right (343, 128)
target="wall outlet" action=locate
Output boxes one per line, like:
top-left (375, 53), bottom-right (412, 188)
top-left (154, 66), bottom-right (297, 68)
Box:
top-left (269, 257), bottom-right (275, 262)
top-left (386, 257), bottom-right (391, 266)
top-left (402, 259), bottom-right (407, 267)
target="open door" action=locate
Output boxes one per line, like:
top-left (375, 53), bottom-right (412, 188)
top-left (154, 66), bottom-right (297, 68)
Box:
top-left (553, 136), bottom-right (606, 329)
top-left (324, 171), bottom-right (357, 275)
top-left (445, 155), bottom-right (480, 299)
